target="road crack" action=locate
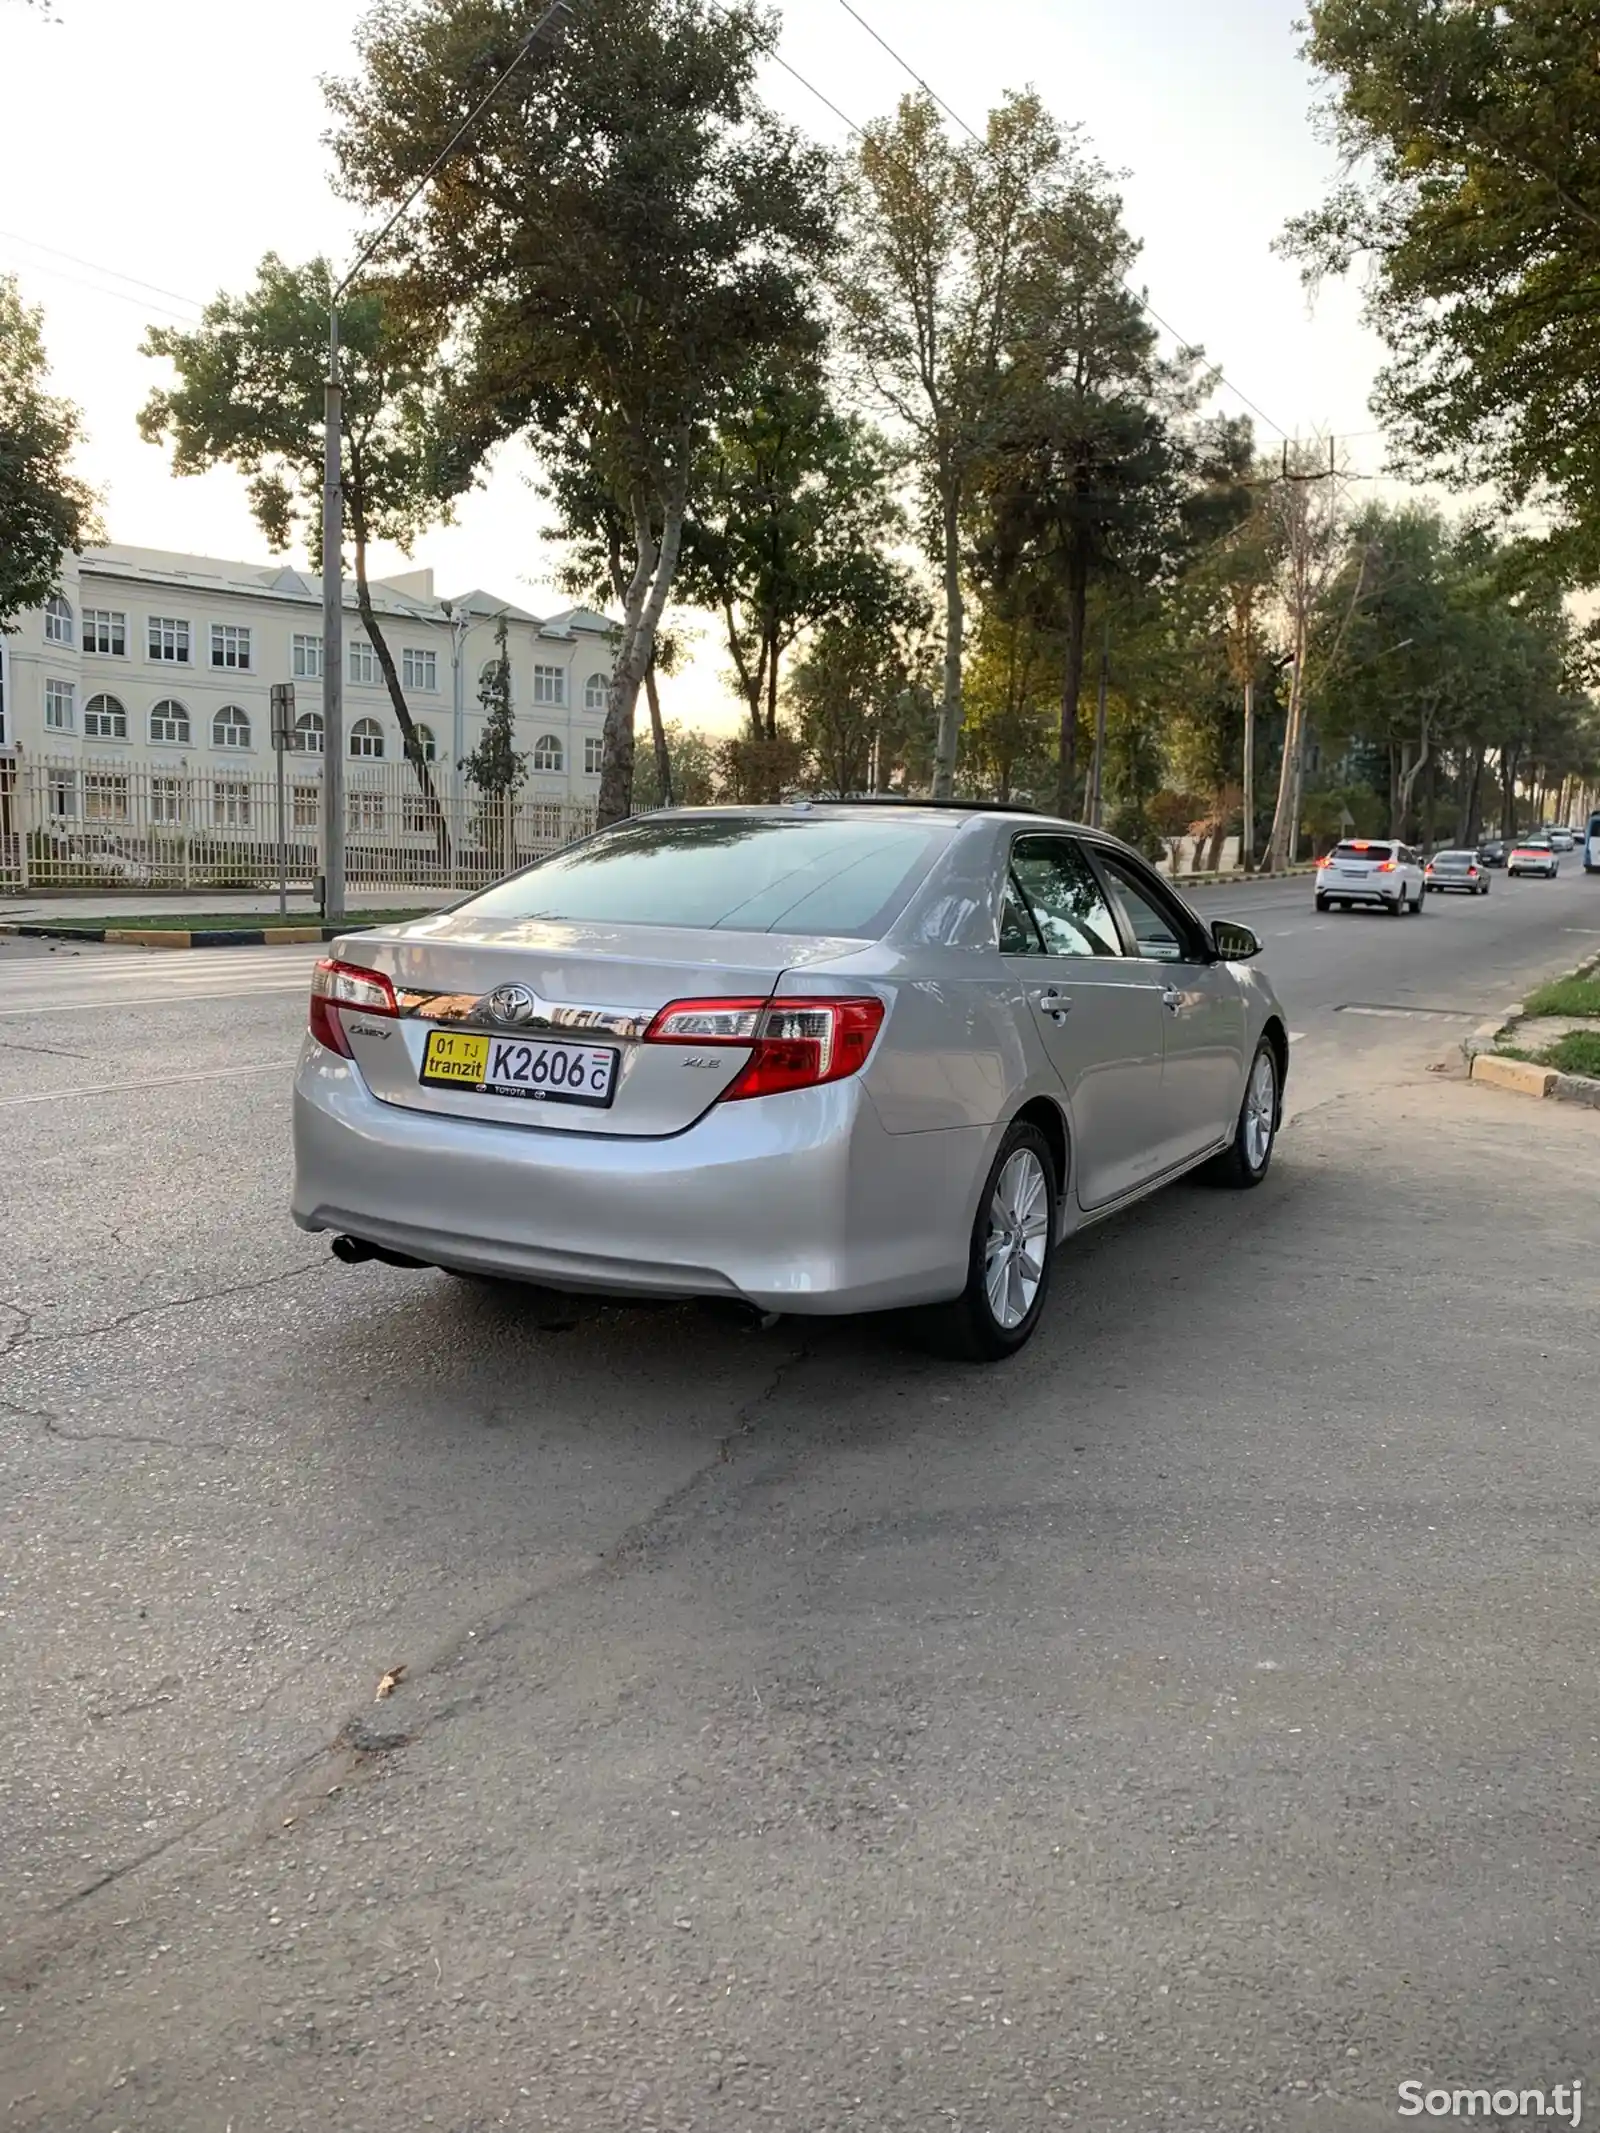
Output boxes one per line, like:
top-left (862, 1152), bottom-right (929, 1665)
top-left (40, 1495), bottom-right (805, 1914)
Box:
top-left (3, 1264), bottom-right (320, 1354)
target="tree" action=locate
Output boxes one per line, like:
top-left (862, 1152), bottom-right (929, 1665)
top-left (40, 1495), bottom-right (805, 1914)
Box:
top-left (631, 721), bottom-right (718, 810)
top-left (0, 275), bottom-right (99, 632)
top-left (838, 91), bottom-right (1077, 794)
top-left (787, 616), bottom-right (933, 797)
top-left (461, 616), bottom-right (524, 871)
top-left (959, 611), bottom-right (1059, 803)
top-left (329, 0), bottom-right (835, 828)
top-left (676, 367), bottom-right (916, 756)
top-left (1283, 0), bottom-right (1600, 584)
top-left (139, 253), bottom-right (464, 853)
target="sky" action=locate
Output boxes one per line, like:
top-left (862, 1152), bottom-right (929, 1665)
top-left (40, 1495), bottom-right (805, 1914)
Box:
top-left (0, 0), bottom-right (1414, 732)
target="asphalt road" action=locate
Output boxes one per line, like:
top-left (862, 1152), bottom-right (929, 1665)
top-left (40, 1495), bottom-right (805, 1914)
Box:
top-left (2, 866), bottom-right (1598, 2132)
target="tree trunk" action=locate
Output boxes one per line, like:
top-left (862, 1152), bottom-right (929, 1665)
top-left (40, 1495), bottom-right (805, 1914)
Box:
top-left (349, 496), bottom-right (450, 869)
top-left (765, 627), bottom-right (780, 743)
top-left (643, 658), bottom-right (674, 810)
top-left (1266, 634), bottom-right (1307, 870)
top-left (597, 457), bottom-right (690, 829)
top-left (1500, 748), bottom-right (1519, 839)
top-left (932, 482), bottom-right (963, 798)
top-left (1460, 744), bottom-right (1484, 845)
top-left (1056, 550), bottom-right (1088, 821)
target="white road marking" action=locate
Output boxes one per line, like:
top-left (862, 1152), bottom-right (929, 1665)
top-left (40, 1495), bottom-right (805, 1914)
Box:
top-left (1289, 1031), bottom-right (1306, 1042)
top-left (0, 1062), bottom-right (284, 1108)
top-left (0, 983), bottom-right (310, 1018)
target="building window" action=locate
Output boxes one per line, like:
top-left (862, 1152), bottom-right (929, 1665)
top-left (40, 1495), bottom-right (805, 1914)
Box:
top-left (84, 692), bottom-right (128, 740)
top-left (48, 770), bottom-right (78, 818)
top-left (532, 733), bottom-right (564, 772)
top-left (148, 616), bottom-right (191, 663)
top-left (45, 679), bottom-right (75, 732)
top-left (292, 633), bottom-right (323, 679)
top-left (210, 624), bottom-right (251, 671)
top-left (293, 710), bottom-right (324, 753)
top-left (212, 704), bottom-right (251, 750)
top-left (401, 647), bottom-right (438, 692)
top-left (411, 723), bottom-right (438, 763)
top-left (150, 776), bottom-right (186, 825)
top-left (583, 734), bottom-right (603, 775)
top-left (533, 663), bottom-right (566, 707)
top-left (350, 717), bottom-right (384, 759)
top-left (84, 772), bottom-right (130, 824)
top-left (584, 672), bottom-right (608, 713)
top-left (150, 698), bottom-right (192, 745)
top-left (292, 784), bottom-right (321, 830)
top-left (349, 639), bottom-right (377, 685)
top-left (348, 790), bottom-right (385, 834)
top-left (44, 594), bottom-right (74, 645)
top-left (211, 779), bottom-right (251, 828)
top-left (403, 794), bottom-right (431, 834)
top-left (84, 608), bottom-right (127, 656)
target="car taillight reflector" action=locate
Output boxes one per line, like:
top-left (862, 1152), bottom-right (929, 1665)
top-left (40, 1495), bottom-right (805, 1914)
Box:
top-left (644, 994), bottom-right (886, 1100)
top-left (309, 957), bottom-right (399, 1056)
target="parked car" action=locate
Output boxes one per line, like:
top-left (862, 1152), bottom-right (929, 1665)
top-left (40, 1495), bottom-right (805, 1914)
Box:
top-left (1507, 839), bottom-right (1560, 879)
top-left (293, 804), bottom-right (1290, 1361)
top-left (1424, 850), bottom-right (1490, 896)
top-left (1477, 839), bottom-right (1509, 868)
top-left (1314, 839), bottom-right (1427, 914)
top-left (1585, 812), bottom-right (1600, 875)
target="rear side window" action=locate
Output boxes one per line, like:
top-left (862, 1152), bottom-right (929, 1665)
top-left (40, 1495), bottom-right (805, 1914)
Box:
top-left (453, 814), bottom-right (943, 936)
top-left (1009, 836), bottom-right (1121, 957)
top-left (1333, 842), bottom-right (1394, 862)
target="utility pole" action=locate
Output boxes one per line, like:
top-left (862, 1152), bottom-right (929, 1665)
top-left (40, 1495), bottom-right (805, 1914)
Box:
top-left (318, 0), bottom-right (577, 923)
top-left (1241, 675), bottom-right (1255, 872)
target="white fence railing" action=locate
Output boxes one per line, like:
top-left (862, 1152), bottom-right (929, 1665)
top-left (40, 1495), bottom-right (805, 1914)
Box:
top-left (0, 754), bottom-right (601, 896)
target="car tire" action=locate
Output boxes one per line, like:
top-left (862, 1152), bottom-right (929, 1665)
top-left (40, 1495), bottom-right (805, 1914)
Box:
top-left (925, 1120), bottom-right (1057, 1362)
top-left (1204, 1039), bottom-right (1278, 1190)
top-left (1388, 893), bottom-right (1405, 916)
top-left (1412, 887), bottom-right (1426, 913)
top-left (1315, 892), bottom-right (1330, 913)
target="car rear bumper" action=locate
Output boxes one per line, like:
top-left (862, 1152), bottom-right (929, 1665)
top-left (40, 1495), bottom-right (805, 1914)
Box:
top-left (292, 1043), bottom-right (991, 1314)
top-left (1317, 882), bottom-right (1403, 904)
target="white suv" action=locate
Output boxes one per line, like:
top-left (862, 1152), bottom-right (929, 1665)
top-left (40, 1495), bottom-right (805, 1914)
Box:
top-left (1314, 839), bottom-right (1427, 915)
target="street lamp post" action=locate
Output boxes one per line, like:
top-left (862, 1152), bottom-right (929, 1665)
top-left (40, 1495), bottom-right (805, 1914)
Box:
top-left (318, 0), bottom-right (576, 923)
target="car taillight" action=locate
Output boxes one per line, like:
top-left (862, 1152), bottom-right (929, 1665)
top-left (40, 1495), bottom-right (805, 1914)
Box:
top-left (1376, 860), bottom-right (1397, 872)
top-left (1468, 866), bottom-right (1479, 877)
top-left (643, 994), bottom-right (886, 1100)
top-left (309, 957), bottom-right (399, 1056)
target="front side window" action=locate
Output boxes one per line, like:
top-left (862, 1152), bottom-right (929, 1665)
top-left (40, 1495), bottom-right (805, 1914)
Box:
top-left (1009, 836), bottom-right (1121, 958)
top-left (1095, 854), bottom-right (1197, 964)
top-left (456, 813), bottom-right (945, 938)
top-left (150, 698), bottom-right (191, 745)
top-left (292, 633), bottom-right (323, 679)
top-left (350, 717), bottom-right (384, 759)
top-left (401, 647), bottom-right (437, 691)
top-left (212, 704), bottom-right (251, 750)
top-left (534, 663), bottom-right (566, 707)
top-left (583, 734), bottom-right (603, 775)
top-left (293, 710), bottom-right (324, 754)
top-left (349, 640), bottom-right (377, 685)
top-left (210, 623), bottom-right (251, 671)
top-left (44, 679), bottom-right (76, 732)
top-left (84, 608), bottom-right (126, 656)
top-left (84, 692), bottom-right (127, 740)
top-left (44, 594), bottom-right (73, 645)
top-left (148, 616), bottom-right (191, 663)
top-left (532, 733), bottom-right (564, 772)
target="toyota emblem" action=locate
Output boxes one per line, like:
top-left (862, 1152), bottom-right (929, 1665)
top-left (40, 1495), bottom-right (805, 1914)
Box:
top-left (485, 984), bottom-right (539, 1026)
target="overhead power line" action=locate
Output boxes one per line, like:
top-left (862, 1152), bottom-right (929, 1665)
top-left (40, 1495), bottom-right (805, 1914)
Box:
top-left (0, 229), bottom-right (206, 315)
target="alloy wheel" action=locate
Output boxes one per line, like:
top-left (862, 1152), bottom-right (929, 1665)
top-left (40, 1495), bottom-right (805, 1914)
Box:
top-left (983, 1148), bottom-right (1050, 1331)
top-left (1243, 1049), bottom-right (1276, 1173)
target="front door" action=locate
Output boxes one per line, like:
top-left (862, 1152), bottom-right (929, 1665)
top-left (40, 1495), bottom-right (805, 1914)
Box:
top-left (1005, 835), bottom-right (1170, 1210)
top-left (1092, 850), bottom-right (1248, 1168)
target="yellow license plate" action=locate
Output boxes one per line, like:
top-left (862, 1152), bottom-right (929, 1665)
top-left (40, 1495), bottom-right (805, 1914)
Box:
top-left (421, 1030), bottom-right (492, 1084)
top-left (419, 1027), bottom-right (619, 1107)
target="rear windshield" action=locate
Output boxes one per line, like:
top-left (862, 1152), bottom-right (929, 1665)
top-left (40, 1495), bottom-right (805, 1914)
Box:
top-left (1433, 851), bottom-right (1473, 863)
top-left (1333, 842), bottom-right (1393, 862)
top-left (453, 814), bottom-right (944, 936)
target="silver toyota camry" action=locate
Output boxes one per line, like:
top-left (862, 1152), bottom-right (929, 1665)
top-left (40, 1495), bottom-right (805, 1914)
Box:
top-left (293, 803), bottom-right (1288, 1359)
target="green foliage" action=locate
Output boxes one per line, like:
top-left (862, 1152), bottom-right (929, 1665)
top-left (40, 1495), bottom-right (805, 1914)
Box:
top-left (787, 617), bottom-right (934, 797)
top-left (462, 618), bottom-right (524, 796)
top-left (1521, 977), bottom-right (1600, 1022)
top-left (631, 722), bottom-right (719, 810)
top-left (715, 728), bottom-right (807, 803)
top-left (959, 612), bottom-right (1060, 803)
top-left (0, 275), bottom-right (99, 631)
top-left (1284, 0), bottom-right (1600, 583)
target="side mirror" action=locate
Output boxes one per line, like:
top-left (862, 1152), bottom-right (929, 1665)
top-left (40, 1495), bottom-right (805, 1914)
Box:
top-left (1210, 918), bottom-right (1261, 961)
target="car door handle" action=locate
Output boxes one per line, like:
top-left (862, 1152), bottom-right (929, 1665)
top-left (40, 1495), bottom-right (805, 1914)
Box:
top-left (1033, 989), bottom-right (1073, 1022)
top-left (1161, 987), bottom-right (1184, 1014)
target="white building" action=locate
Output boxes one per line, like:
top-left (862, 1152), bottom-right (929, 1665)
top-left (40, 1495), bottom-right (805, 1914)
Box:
top-left (0, 542), bottom-right (618, 790)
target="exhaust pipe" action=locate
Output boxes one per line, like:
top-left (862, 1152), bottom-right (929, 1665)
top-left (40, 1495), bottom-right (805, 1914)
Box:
top-left (331, 1235), bottom-right (430, 1270)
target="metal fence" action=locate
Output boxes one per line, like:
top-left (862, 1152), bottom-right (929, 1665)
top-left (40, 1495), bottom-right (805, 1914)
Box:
top-left (0, 754), bottom-right (601, 895)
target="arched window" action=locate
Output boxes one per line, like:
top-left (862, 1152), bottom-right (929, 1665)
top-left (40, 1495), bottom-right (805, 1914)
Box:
top-left (350, 717), bottom-right (384, 759)
top-left (150, 698), bottom-right (192, 745)
top-left (293, 710), bottom-right (324, 753)
top-left (412, 723), bottom-right (438, 763)
top-left (84, 693), bottom-right (128, 740)
top-left (532, 733), bottom-right (563, 772)
top-left (212, 704), bottom-right (251, 749)
top-left (584, 673), bottom-right (608, 713)
top-left (44, 594), bottom-right (74, 646)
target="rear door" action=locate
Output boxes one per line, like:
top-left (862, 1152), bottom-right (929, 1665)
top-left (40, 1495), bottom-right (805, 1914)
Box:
top-left (1090, 846), bottom-right (1247, 1167)
top-left (1004, 834), bottom-right (1168, 1209)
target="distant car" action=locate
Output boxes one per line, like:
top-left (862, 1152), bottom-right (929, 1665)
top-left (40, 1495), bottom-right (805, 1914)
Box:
top-left (1424, 850), bottom-right (1490, 896)
top-left (1477, 839), bottom-right (1508, 868)
top-left (1315, 839), bottom-right (1427, 914)
top-left (1587, 812), bottom-right (1600, 875)
top-left (1548, 828), bottom-right (1575, 853)
top-left (1507, 840), bottom-right (1560, 879)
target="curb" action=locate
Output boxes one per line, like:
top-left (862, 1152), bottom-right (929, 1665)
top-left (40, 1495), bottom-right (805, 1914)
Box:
top-left (0, 922), bottom-right (365, 950)
top-left (1468, 1051), bottom-right (1600, 1107)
